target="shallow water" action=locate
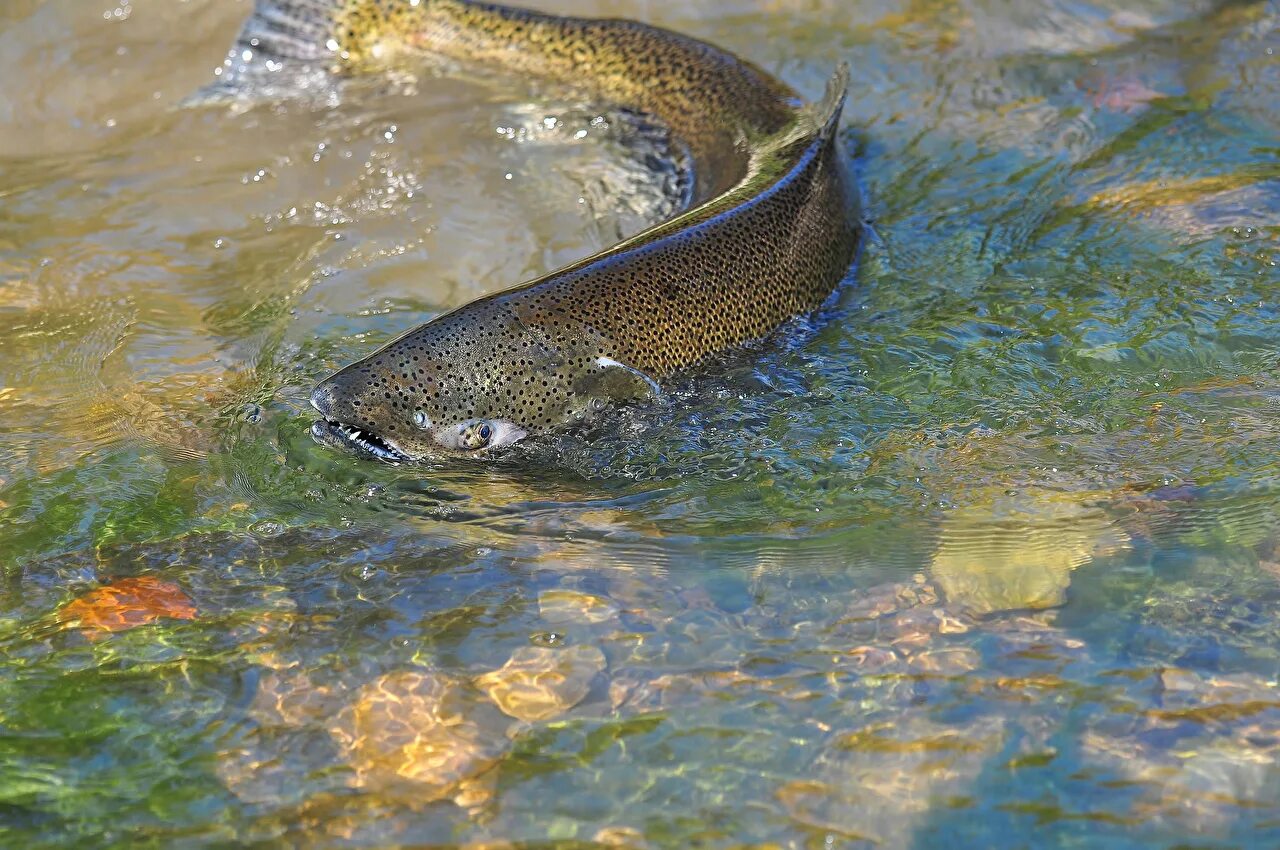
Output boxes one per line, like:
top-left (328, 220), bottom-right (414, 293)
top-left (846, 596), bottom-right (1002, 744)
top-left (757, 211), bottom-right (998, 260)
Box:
top-left (1, 0), bottom-right (1279, 846)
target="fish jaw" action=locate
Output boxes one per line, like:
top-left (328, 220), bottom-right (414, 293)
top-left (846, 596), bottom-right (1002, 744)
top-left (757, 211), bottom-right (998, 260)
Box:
top-left (307, 356), bottom-right (535, 462)
top-left (309, 385), bottom-right (413, 463)
top-left (306, 337), bottom-right (460, 462)
top-left (309, 419), bottom-right (411, 463)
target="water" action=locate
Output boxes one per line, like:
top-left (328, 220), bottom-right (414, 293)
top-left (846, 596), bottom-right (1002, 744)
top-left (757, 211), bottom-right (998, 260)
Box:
top-left (1, 0), bottom-right (1278, 846)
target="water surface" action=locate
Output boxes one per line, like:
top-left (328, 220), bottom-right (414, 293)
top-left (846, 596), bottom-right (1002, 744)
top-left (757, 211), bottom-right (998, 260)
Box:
top-left (1, 0), bottom-right (1279, 846)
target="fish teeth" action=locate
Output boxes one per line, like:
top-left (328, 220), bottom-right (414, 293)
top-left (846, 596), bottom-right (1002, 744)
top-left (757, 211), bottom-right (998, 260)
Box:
top-left (327, 419), bottom-right (402, 461)
top-left (336, 423), bottom-right (367, 443)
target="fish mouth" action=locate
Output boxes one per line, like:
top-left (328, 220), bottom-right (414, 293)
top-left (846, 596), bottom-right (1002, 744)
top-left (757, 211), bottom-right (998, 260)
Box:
top-left (310, 419), bottom-right (410, 463)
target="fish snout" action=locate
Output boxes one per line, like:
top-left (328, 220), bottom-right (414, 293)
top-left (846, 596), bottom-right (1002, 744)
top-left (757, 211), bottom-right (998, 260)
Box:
top-left (309, 381), bottom-right (336, 418)
top-left (309, 369), bottom-right (392, 431)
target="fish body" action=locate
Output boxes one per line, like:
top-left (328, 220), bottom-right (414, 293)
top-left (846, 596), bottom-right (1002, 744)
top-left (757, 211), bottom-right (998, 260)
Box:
top-left (219, 0), bottom-right (861, 460)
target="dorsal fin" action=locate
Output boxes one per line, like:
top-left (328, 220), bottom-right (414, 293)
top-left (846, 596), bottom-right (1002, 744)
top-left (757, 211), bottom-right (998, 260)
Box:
top-left (804, 63), bottom-right (850, 141)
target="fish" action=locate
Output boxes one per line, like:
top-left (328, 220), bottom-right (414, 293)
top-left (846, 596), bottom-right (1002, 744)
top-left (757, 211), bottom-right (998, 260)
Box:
top-left (216, 0), bottom-right (862, 461)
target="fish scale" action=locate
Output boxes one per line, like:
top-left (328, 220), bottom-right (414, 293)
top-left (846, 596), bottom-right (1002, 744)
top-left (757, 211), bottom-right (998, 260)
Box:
top-left (214, 0), bottom-right (862, 460)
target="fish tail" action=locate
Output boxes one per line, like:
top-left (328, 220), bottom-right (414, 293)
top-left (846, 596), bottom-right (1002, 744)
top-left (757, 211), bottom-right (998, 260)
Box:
top-left (203, 0), bottom-right (432, 96)
top-left (233, 0), bottom-right (344, 65)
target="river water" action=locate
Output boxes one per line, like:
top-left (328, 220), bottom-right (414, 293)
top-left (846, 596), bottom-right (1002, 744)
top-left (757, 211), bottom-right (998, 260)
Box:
top-left (1, 0), bottom-right (1278, 846)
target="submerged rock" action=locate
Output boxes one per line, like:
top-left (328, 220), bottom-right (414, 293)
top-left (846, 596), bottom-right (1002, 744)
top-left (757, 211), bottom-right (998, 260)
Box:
top-left (538, 589), bottom-right (621, 626)
top-left (907, 646), bottom-right (981, 675)
top-left (592, 826), bottom-right (648, 848)
top-left (931, 491), bottom-right (1128, 615)
top-left (1081, 667), bottom-right (1280, 833)
top-left (58, 575), bottom-right (197, 639)
top-left (475, 644), bottom-right (607, 722)
top-left (249, 669), bottom-right (343, 729)
top-left (778, 716), bottom-right (1007, 844)
top-left (328, 669), bottom-right (505, 807)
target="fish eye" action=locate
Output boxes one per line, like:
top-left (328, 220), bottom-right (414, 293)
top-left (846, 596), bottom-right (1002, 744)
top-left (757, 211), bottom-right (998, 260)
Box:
top-left (459, 419), bottom-right (494, 451)
top-left (412, 410), bottom-right (429, 429)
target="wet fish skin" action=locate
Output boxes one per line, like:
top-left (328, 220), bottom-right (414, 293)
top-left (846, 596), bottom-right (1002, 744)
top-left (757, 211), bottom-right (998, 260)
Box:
top-left (219, 0), bottom-right (861, 460)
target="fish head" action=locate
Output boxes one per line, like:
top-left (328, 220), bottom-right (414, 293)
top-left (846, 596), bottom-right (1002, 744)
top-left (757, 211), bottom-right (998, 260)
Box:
top-left (309, 303), bottom-right (540, 462)
top-left (309, 298), bottom-right (662, 463)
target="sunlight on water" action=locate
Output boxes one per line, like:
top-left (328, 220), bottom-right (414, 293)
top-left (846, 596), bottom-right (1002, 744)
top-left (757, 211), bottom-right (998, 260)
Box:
top-left (0, 0), bottom-right (1278, 846)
